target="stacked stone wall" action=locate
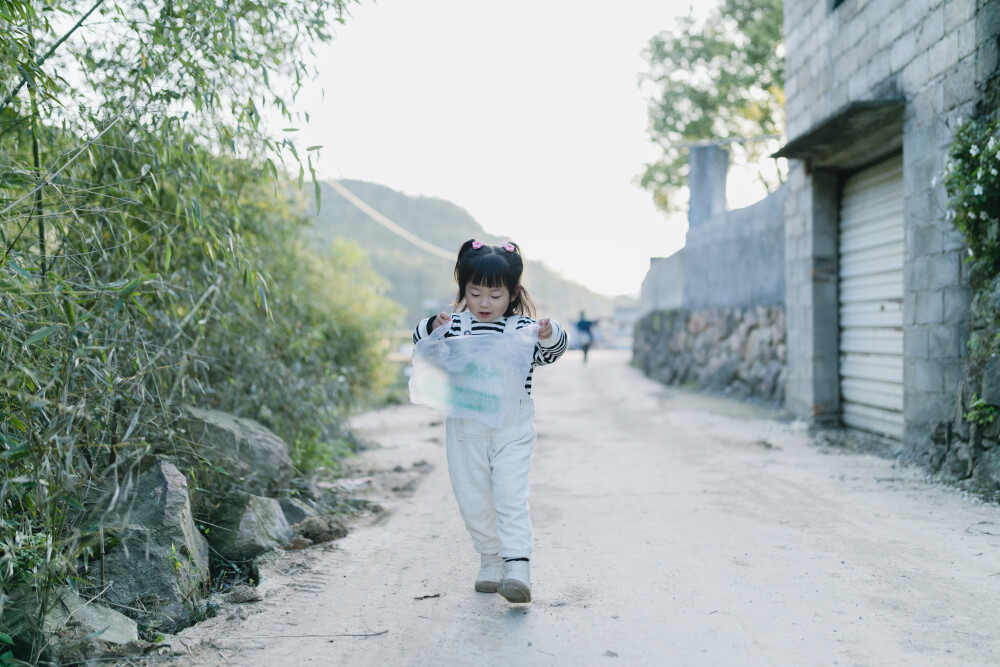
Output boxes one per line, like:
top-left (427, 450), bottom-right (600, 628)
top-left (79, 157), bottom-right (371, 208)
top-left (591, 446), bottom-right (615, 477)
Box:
top-left (633, 306), bottom-right (786, 404)
top-left (928, 274), bottom-right (1000, 498)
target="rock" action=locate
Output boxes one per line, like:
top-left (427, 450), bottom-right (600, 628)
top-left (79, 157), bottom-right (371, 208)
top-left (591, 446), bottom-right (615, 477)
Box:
top-left (178, 406), bottom-right (294, 497)
top-left (745, 325), bottom-right (773, 363)
top-left (706, 358), bottom-right (740, 391)
top-left (289, 536), bottom-right (312, 550)
top-left (972, 448), bottom-right (1000, 492)
top-left (927, 443), bottom-right (948, 473)
top-left (943, 441), bottom-right (975, 480)
top-left (43, 587), bottom-right (138, 645)
top-left (100, 460), bottom-right (210, 632)
top-left (296, 515), bottom-right (348, 544)
top-left (224, 584), bottom-right (263, 604)
top-left (279, 497), bottom-right (318, 526)
top-left (210, 493), bottom-right (293, 560)
top-left (981, 358), bottom-right (1000, 406)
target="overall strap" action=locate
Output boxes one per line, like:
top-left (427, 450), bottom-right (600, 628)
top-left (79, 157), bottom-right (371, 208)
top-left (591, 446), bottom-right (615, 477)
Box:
top-left (459, 311), bottom-right (473, 334)
top-left (503, 314), bottom-right (520, 334)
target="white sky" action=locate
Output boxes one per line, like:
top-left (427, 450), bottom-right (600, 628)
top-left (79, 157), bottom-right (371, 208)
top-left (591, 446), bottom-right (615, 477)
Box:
top-left (276, 0), bottom-right (747, 297)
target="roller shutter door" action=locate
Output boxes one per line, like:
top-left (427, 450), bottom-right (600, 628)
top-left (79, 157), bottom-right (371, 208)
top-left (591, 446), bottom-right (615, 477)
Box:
top-left (839, 156), bottom-right (904, 439)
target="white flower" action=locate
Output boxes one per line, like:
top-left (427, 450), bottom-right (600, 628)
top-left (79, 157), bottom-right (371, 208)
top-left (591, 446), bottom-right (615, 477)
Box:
top-left (974, 184), bottom-right (984, 196)
top-left (992, 168), bottom-right (999, 177)
top-left (989, 136), bottom-right (997, 151)
top-left (971, 145), bottom-right (980, 156)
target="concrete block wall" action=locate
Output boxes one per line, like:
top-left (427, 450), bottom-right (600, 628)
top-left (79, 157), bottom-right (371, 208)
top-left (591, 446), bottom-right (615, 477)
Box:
top-left (639, 251), bottom-right (684, 316)
top-left (683, 189), bottom-right (787, 310)
top-left (782, 0), bottom-right (996, 448)
top-left (683, 144), bottom-right (786, 311)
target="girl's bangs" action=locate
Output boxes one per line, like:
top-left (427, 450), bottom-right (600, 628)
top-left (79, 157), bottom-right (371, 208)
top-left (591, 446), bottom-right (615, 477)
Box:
top-left (468, 254), bottom-right (512, 289)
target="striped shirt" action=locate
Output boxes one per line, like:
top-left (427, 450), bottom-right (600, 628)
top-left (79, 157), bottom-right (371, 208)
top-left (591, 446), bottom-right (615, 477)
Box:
top-left (413, 313), bottom-right (568, 394)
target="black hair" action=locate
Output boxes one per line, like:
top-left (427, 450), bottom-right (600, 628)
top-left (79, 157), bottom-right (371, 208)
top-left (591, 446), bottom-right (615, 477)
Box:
top-left (453, 239), bottom-right (536, 317)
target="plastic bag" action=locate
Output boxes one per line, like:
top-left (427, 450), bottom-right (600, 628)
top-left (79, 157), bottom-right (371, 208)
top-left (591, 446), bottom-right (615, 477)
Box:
top-left (409, 323), bottom-right (538, 427)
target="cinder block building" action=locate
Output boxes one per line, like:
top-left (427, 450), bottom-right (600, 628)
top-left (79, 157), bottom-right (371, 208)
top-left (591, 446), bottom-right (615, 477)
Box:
top-left (774, 0), bottom-right (998, 445)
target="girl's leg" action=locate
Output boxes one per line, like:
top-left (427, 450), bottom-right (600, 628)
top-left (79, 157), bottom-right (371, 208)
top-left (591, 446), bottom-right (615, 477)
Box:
top-left (445, 417), bottom-right (500, 555)
top-left (490, 396), bottom-right (536, 560)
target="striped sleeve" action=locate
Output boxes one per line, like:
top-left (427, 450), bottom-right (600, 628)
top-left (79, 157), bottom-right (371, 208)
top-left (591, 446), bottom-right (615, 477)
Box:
top-left (533, 319), bottom-right (567, 366)
top-left (412, 314), bottom-right (461, 343)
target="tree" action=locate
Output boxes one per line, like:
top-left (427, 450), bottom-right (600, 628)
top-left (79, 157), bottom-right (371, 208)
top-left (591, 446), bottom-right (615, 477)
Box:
top-left (639, 0), bottom-right (785, 212)
top-left (0, 0), bottom-right (404, 659)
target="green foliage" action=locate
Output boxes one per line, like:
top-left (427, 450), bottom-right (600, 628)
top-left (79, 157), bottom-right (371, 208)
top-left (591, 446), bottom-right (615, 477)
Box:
top-left (0, 0), bottom-right (401, 660)
top-left (640, 0), bottom-right (785, 211)
top-left (944, 116), bottom-right (1000, 282)
top-left (965, 394), bottom-right (999, 426)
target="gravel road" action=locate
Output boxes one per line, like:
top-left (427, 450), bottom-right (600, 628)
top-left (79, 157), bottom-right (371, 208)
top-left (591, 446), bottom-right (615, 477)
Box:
top-left (170, 349), bottom-right (1000, 666)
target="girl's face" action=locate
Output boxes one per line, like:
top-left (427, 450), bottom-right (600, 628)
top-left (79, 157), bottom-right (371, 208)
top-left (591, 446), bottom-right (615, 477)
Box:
top-left (465, 282), bottom-right (514, 322)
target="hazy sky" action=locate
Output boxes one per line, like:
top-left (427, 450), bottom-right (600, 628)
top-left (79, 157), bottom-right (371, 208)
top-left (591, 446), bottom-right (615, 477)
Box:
top-left (278, 0), bottom-right (732, 296)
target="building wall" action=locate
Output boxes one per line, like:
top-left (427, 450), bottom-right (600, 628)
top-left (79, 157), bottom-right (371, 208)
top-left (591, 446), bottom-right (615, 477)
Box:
top-left (684, 188), bottom-right (787, 310)
top-left (639, 251), bottom-right (684, 316)
top-left (782, 0), bottom-right (997, 446)
top-left (683, 144), bottom-right (787, 311)
top-left (635, 143), bottom-right (788, 403)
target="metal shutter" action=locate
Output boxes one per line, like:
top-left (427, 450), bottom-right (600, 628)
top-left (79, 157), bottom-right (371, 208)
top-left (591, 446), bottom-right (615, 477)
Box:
top-left (838, 156), bottom-right (904, 439)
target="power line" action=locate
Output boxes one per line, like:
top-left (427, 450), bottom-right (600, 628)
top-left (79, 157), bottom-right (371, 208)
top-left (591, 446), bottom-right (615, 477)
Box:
top-left (326, 179), bottom-right (454, 261)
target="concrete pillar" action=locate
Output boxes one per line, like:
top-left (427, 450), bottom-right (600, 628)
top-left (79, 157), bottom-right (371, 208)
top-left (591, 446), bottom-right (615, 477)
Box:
top-left (784, 164), bottom-right (840, 424)
top-left (687, 144), bottom-right (728, 227)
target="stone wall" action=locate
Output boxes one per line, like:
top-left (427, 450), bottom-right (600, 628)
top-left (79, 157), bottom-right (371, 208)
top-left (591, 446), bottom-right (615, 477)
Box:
top-left (928, 273), bottom-right (1000, 498)
top-left (781, 0), bottom-right (996, 444)
top-left (633, 305), bottom-right (786, 404)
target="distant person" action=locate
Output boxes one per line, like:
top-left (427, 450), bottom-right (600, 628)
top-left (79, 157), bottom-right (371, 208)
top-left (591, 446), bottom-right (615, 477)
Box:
top-left (411, 239), bottom-right (567, 604)
top-left (576, 311), bottom-right (598, 362)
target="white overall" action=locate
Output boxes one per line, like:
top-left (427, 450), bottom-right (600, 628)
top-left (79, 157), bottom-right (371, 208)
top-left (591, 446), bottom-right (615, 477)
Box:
top-left (445, 312), bottom-right (536, 560)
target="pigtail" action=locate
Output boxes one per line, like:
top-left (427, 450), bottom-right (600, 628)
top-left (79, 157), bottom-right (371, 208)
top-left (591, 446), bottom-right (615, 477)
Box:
top-left (453, 239), bottom-right (479, 309)
top-left (511, 285), bottom-right (537, 318)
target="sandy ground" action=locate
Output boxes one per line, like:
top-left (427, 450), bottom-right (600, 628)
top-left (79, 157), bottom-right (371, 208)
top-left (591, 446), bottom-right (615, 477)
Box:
top-left (163, 349), bottom-right (1000, 666)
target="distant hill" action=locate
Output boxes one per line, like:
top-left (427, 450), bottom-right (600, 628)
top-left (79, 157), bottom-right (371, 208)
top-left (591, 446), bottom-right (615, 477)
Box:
top-left (305, 179), bottom-right (613, 327)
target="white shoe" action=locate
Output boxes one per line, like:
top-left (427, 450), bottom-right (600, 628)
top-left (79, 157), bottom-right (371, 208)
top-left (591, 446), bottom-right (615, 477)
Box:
top-left (498, 559), bottom-right (531, 603)
top-left (475, 553), bottom-right (504, 593)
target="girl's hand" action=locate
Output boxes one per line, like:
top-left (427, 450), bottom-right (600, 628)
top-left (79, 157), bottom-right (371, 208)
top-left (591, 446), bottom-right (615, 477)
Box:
top-left (432, 312), bottom-right (451, 331)
top-left (537, 317), bottom-right (552, 340)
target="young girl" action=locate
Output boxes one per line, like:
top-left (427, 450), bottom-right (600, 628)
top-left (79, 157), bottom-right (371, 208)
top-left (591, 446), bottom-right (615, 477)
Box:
top-left (412, 239), bottom-right (567, 603)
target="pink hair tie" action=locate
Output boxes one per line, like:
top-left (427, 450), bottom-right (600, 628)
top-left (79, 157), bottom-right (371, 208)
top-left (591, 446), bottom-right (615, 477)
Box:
top-left (503, 243), bottom-right (515, 252)
top-left (471, 241), bottom-right (484, 249)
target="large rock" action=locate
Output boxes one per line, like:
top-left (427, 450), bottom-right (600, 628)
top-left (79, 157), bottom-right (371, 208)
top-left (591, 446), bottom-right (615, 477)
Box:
top-left (178, 406), bottom-right (294, 497)
top-left (972, 448), bottom-right (1000, 492)
top-left (981, 358), bottom-right (1000, 407)
top-left (210, 493), bottom-right (293, 560)
top-left (43, 587), bottom-right (138, 645)
top-left (100, 460), bottom-right (210, 632)
top-left (278, 497), bottom-right (318, 526)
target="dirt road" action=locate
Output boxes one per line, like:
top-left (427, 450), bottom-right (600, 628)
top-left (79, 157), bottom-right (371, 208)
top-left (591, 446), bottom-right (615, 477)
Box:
top-left (173, 349), bottom-right (1000, 666)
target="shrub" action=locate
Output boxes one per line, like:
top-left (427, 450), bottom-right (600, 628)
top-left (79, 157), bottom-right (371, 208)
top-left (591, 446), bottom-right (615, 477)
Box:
top-left (944, 116), bottom-right (1000, 283)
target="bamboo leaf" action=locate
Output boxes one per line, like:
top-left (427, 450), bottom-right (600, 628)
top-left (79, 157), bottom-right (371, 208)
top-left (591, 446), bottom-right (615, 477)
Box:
top-left (26, 325), bottom-right (61, 346)
top-left (113, 274), bottom-right (158, 312)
